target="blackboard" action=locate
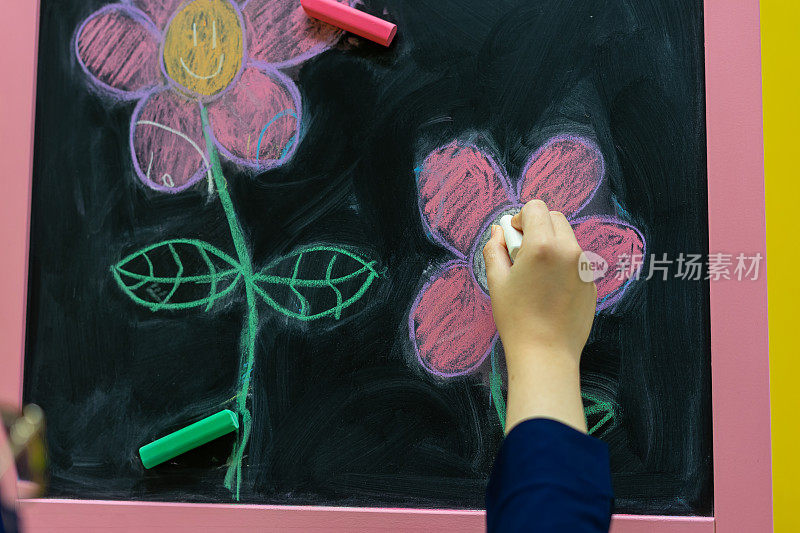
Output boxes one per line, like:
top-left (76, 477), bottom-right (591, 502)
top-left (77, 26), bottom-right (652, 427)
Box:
top-left (24, 0), bottom-right (712, 515)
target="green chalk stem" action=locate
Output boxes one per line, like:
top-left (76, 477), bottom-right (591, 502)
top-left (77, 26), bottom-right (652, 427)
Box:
top-left (489, 346), bottom-right (506, 432)
top-left (200, 105), bottom-right (258, 500)
top-left (139, 409), bottom-right (239, 469)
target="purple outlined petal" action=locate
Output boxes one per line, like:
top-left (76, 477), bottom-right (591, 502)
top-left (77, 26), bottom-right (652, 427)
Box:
top-left (130, 88), bottom-right (210, 193)
top-left (242, 0), bottom-right (352, 69)
top-left (205, 65), bottom-right (300, 170)
top-left (409, 261), bottom-right (497, 377)
top-left (417, 142), bottom-right (514, 258)
top-left (76, 4), bottom-right (162, 98)
top-left (571, 215), bottom-right (646, 311)
top-left (518, 135), bottom-right (604, 219)
top-left (129, 0), bottom-right (184, 29)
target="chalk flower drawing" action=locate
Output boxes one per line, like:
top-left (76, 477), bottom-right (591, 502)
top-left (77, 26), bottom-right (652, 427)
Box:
top-left (75, 0), bottom-right (378, 500)
top-left (410, 135), bottom-right (645, 378)
top-left (76, 0), bottom-right (349, 190)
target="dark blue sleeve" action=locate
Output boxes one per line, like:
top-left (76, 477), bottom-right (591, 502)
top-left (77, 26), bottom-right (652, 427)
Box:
top-left (486, 418), bottom-right (613, 532)
top-left (0, 503), bottom-right (13, 533)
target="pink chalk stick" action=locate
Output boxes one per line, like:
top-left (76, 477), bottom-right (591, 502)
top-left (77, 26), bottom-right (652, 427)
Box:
top-left (301, 0), bottom-right (397, 47)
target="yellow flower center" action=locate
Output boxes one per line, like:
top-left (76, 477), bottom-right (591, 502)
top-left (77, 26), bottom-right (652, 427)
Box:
top-left (163, 0), bottom-right (243, 97)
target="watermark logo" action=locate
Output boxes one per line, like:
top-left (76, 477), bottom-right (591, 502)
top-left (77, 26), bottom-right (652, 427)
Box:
top-left (612, 252), bottom-right (763, 281)
top-left (578, 251), bottom-right (608, 282)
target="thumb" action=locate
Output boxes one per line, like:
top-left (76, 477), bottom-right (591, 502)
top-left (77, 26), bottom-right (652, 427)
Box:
top-left (483, 225), bottom-right (512, 290)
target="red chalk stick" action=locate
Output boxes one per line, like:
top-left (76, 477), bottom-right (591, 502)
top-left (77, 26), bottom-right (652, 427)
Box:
top-left (301, 0), bottom-right (397, 47)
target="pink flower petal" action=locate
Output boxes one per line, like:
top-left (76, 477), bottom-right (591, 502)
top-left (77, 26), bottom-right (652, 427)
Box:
top-left (572, 216), bottom-right (646, 311)
top-left (75, 4), bottom-right (161, 97)
top-left (206, 66), bottom-right (300, 169)
top-left (518, 136), bottom-right (604, 218)
top-left (130, 88), bottom-right (210, 193)
top-left (130, 0), bottom-right (184, 29)
top-left (417, 142), bottom-right (513, 257)
top-left (243, 0), bottom-right (350, 68)
top-left (410, 262), bottom-right (497, 377)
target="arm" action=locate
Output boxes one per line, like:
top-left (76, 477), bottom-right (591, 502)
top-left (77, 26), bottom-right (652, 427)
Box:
top-left (482, 199), bottom-right (613, 532)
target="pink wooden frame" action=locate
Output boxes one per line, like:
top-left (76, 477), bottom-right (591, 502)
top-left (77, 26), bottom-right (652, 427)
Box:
top-left (0, 0), bottom-right (770, 530)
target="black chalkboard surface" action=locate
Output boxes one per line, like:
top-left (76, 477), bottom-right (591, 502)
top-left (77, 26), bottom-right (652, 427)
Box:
top-left (24, 0), bottom-right (712, 515)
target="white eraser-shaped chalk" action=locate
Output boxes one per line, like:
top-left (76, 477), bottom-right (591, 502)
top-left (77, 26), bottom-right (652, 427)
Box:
top-left (499, 214), bottom-right (523, 262)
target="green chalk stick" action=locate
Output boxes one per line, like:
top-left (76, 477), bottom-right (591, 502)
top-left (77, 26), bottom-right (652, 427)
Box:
top-left (139, 409), bottom-right (239, 469)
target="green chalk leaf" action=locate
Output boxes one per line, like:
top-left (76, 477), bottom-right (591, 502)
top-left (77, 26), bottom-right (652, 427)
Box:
top-left (111, 238), bottom-right (243, 312)
top-left (253, 245), bottom-right (380, 321)
top-left (582, 392), bottom-right (616, 436)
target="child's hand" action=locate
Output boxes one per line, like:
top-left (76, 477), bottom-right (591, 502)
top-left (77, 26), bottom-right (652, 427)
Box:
top-left (483, 199), bottom-right (597, 363)
top-left (483, 199), bottom-right (597, 433)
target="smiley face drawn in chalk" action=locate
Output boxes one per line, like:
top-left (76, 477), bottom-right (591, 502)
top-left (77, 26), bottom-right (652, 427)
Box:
top-left (163, 0), bottom-right (243, 97)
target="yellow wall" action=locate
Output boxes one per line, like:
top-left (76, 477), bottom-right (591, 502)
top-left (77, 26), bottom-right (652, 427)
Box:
top-left (762, 0), bottom-right (800, 529)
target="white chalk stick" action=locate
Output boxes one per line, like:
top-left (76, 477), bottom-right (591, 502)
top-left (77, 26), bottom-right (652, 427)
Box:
top-left (499, 214), bottom-right (523, 262)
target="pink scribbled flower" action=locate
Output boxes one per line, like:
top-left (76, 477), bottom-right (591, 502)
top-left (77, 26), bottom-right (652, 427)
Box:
top-left (75, 0), bottom-right (350, 193)
top-left (409, 136), bottom-right (646, 377)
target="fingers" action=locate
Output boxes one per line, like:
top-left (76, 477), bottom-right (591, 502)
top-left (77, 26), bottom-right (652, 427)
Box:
top-left (511, 200), bottom-right (581, 248)
top-left (513, 200), bottom-right (554, 244)
top-left (549, 210), bottom-right (579, 247)
top-left (483, 225), bottom-right (512, 289)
